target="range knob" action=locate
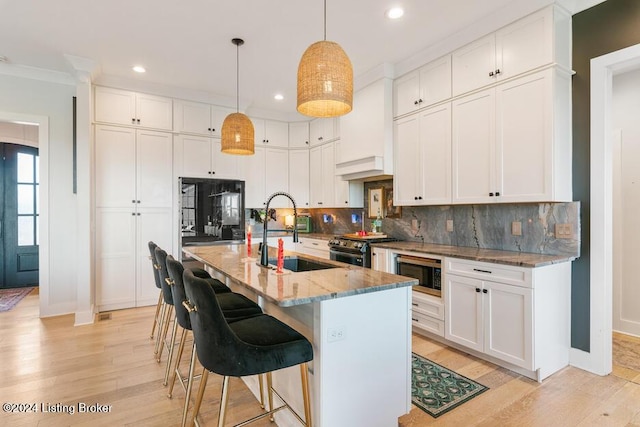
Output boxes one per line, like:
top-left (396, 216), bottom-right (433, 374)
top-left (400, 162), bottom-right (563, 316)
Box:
top-left (354, 242), bottom-right (363, 249)
top-left (341, 241), bottom-right (347, 246)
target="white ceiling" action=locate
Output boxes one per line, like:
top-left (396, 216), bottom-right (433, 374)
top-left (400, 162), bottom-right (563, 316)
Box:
top-left (0, 0), bottom-right (604, 121)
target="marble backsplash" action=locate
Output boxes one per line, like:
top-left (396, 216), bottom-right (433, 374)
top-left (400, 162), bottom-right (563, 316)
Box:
top-left (246, 181), bottom-right (581, 257)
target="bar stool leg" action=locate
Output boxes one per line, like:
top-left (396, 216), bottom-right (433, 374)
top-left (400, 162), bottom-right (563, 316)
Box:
top-left (157, 305), bottom-right (174, 363)
top-left (258, 374), bottom-right (265, 409)
top-left (300, 363), bottom-right (312, 427)
top-left (167, 328), bottom-right (187, 398)
top-left (150, 291), bottom-right (163, 339)
top-left (266, 372), bottom-right (274, 422)
top-left (154, 300), bottom-right (166, 355)
top-left (190, 368), bottom-right (209, 427)
top-left (164, 318), bottom-right (181, 385)
top-left (181, 341), bottom-right (198, 427)
top-left (217, 376), bottom-right (231, 427)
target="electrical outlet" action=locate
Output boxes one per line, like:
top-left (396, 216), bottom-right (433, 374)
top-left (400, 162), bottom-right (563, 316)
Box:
top-left (555, 223), bottom-right (573, 239)
top-left (512, 221), bottom-right (522, 236)
top-left (327, 326), bottom-right (346, 343)
top-left (446, 219), bottom-right (453, 232)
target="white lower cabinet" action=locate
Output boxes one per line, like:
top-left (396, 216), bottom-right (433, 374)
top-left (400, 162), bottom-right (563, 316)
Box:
top-left (371, 247), bottom-right (389, 272)
top-left (295, 237), bottom-right (330, 260)
top-left (412, 291), bottom-right (445, 337)
top-left (443, 257), bottom-right (570, 381)
top-left (96, 207), bottom-right (173, 311)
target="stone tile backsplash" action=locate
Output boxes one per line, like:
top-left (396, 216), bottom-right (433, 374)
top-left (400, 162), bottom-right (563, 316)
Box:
top-left (247, 180), bottom-right (581, 257)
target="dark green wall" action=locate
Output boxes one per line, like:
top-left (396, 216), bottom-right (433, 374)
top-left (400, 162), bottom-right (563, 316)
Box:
top-left (572, 0), bottom-right (640, 351)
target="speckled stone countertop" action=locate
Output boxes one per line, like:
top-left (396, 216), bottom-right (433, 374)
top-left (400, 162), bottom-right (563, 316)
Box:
top-left (371, 241), bottom-right (577, 268)
top-left (183, 244), bottom-right (417, 307)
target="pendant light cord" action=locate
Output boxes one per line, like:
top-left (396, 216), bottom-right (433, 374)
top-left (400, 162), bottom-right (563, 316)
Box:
top-left (323, 0), bottom-right (327, 41)
top-left (236, 42), bottom-right (239, 113)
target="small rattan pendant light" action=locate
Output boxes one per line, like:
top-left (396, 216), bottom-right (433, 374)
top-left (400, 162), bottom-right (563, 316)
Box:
top-left (221, 38), bottom-right (255, 155)
top-left (297, 0), bottom-right (353, 118)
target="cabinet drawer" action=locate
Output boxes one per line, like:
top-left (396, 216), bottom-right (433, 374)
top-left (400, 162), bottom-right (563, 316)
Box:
top-left (445, 258), bottom-right (532, 288)
top-left (412, 311), bottom-right (445, 337)
top-left (412, 292), bottom-right (444, 320)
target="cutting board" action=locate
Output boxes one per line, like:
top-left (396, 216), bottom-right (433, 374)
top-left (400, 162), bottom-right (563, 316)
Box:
top-left (343, 233), bottom-right (388, 239)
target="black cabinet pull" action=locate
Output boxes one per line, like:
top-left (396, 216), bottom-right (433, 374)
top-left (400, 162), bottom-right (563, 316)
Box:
top-left (137, 200), bottom-right (141, 203)
top-left (418, 99), bottom-right (423, 103)
top-left (132, 199), bottom-right (136, 203)
top-left (305, 141), bottom-right (309, 145)
top-left (136, 119), bottom-right (140, 124)
top-left (495, 192), bottom-right (500, 196)
top-left (418, 196), bottom-right (423, 200)
top-left (131, 212), bottom-right (135, 216)
top-left (414, 100), bottom-right (419, 105)
top-left (208, 127), bottom-right (211, 131)
top-left (473, 268), bottom-right (492, 274)
top-left (489, 192), bottom-right (494, 197)
top-left (489, 71), bottom-right (495, 77)
top-left (137, 212), bottom-right (141, 216)
top-left (475, 288), bottom-right (481, 293)
top-left (411, 302), bottom-right (418, 306)
top-left (412, 318), bottom-right (419, 322)
top-left (495, 69), bottom-right (501, 75)
top-left (211, 128), bottom-right (215, 132)
top-left (318, 202), bottom-right (323, 205)
top-left (483, 289), bottom-right (488, 294)
top-left (414, 196), bottom-right (418, 200)
top-left (131, 118), bottom-right (136, 124)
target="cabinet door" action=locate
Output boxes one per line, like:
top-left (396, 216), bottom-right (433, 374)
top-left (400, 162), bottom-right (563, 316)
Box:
top-left (265, 148), bottom-right (289, 207)
top-left (289, 150), bottom-right (310, 207)
top-left (419, 55), bottom-right (452, 108)
top-left (419, 104), bottom-right (451, 204)
top-left (181, 135), bottom-right (213, 178)
top-left (136, 208), bottom-right (173, 307)
top-left (135, 93), bottom-right (173, 130)
top-left (452, 34), bottom-right (496, 96)
top-left (252, 118), bottom-right (266, 146)
top-left (244, 146), bottom-right (266, 208)
top-left (495, 71), bottom-right (551, 202)
top-left (371, 247), bottom-right (389, 272)
top-left (95, 125), bottom-right (136, 208)
top-left (210, 106), bottom-right (234, 138)
top-left (94, 87), bottom-right (137, 127)
top-left (484, 281), bottom-right (533, 369)
top-left (289, 122), bottom-right (310, 148)
top-left (333, 140), bottom-right (350, 207)
top-left (309, 118), bottom-right (335, 146)
top-left (96, 208), bottom-right (136, 310)
top-left (495, 7), bottom-right (552, 82)
top-left (264, 120), bottom-right (289, 148)
top-left (393, 114), bottom-right (421, 206)
top-left (321, 143), bottom-right (336, 207)
top-left (211, 140), bottom-right (239, 179)
top-left (452, 89), bottom-right (495, 204)
top-left (175, 100), bottom-right (211, 135)
top-left (309, 146), bottom-right (323, 207)
top-left (445, 274), bottom-right (483, 352)
top-left (394, 70), bottom-right (420, 117)
top-left (136, 129), bottom-right (173, 208)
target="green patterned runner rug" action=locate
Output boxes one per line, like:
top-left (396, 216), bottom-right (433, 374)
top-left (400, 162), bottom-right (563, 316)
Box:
top-left (411, 352), bottom-right (488, 418)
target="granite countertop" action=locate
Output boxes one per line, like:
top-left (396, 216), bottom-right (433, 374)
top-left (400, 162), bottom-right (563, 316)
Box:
top-left (183, 244), bottom-right (417, 307)
top-left (371, 241), bottom-right (577, 268)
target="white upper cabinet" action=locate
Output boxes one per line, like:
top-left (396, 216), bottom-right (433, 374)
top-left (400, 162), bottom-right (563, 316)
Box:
top-left (394, 55), bottom-right (451, 117)
top-left (173, 100), bottom-right (234, 137)
top-left (289, 122), bottom-right (310, 148)
top-left (95, 86), bottom-right (173, 131)
top-left (289, 149), bottom-right (310, 207)
top-left (394, 103), bottom-right (451, 206)
top-left (177, 135), bottom-right (238, 179)
top-left (309, 143), bottom-right (335, 208)
top-left (309, 118), bottom-right (337, 146)
top-left (337, 78), bottom-right (393, 180)
top-left (264, 148), bottom-right (290, 207)
top-left (241, 146), bottom-right (266, 208)
top-left (452, 68), bottom-right (571, 204)
top-left (252, 118), bottom-right (289, 148)
top-left (334, 140), bottom-right (364, 208)
top-left (452, 5), bottom-right (570, 97)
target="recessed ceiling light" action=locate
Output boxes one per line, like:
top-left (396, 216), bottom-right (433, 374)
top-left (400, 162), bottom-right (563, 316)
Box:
top-left (274, 94), bottom-right (284, 101)
top-left (132, 65), bottom-right (146, 73)
top-left (386, 7), bottom-right (404, 19)
top-left (0, 55), bottom-right (8, 63)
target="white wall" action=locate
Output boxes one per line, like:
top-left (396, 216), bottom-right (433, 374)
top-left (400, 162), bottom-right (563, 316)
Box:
top-left (0, 74), bottom-right (78, 315)
top-left (612, 69), bottom-right (640, 337)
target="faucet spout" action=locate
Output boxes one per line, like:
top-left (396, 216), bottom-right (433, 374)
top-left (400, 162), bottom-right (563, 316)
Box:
top-left (260, 192), bottom-right (299, 267)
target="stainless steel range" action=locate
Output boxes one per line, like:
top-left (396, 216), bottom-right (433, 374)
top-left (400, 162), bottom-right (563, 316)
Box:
top-left (328, 234), bottom-right (397, 268)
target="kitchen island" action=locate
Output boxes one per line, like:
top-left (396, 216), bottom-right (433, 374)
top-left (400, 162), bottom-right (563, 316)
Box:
top-left (183, 243), bottom-right (417, 427)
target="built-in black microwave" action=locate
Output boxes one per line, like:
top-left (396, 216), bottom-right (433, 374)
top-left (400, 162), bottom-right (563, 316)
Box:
top-left (396, 255), bottom-right (442, 297)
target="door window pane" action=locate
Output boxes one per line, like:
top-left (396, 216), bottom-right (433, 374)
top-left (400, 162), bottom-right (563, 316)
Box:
top-left (17, 152), bottom-right (34, 183)
top-left (18, 216), bottom-right (35, 246)
top-left (18, 184), bottom-right (34, 214)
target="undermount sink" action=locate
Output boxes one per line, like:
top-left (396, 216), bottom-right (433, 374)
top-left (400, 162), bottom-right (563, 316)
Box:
top-left (268, 256), bottom-right (336, 272)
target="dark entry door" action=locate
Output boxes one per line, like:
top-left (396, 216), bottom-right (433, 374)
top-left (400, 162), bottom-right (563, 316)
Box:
top-left (0, 143), bottom-right (39, 288)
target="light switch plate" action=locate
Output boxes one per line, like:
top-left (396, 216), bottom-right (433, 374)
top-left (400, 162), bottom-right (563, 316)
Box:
top-left (512, 221), bottom-right (522, 236)
top-left (446, 219), bottom-right (453, 232)
top-left (555, 223), bottom-right (573, 239)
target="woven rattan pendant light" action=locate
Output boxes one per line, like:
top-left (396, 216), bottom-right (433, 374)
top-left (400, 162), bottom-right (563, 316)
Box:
top-left (221, 38), bottom-right (255, 155)
top-left (297, 0), bottom-right (353, 118)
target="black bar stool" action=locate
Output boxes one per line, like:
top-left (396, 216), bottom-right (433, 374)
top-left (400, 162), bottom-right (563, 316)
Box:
top-left (183, 269), bottom-right (313, 427)
top-left (147, 241), bottom-right (164, 342)
top-left (165, 255), bottom-right (263, 427)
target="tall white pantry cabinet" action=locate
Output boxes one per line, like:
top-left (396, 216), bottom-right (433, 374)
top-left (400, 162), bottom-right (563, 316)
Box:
top-left (94, 121), bottom-right (174, 311)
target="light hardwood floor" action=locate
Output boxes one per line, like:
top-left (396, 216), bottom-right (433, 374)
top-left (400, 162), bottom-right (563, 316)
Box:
top-left (2, 289), bottom-right (640, 426)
